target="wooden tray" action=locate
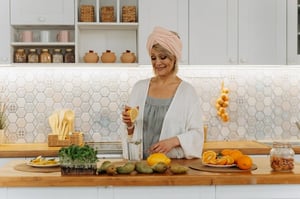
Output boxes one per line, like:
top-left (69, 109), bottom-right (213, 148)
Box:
top-left (189, 162), bottom-right (257, 173)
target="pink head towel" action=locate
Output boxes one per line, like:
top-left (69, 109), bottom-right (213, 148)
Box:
top-left (146, 26), bottom-right (182, 62)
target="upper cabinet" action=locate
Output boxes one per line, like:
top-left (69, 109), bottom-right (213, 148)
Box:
top-left (287, 0), bottom-right (300, 64)
top-left (138, 0), bottom-right (189, 65)
top-left (10, 0), bottom-right (74, 25)
top-left (0, 0), bottom-right (10, 64)
top-left (189, 0), bottom-right (286, 65)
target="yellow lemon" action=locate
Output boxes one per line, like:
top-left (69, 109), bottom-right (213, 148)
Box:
top-left (127, 107), bottom-right (139, 122)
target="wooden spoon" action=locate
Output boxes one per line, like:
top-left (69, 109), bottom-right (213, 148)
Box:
top-left (64, 110), bottom-right (75, 134)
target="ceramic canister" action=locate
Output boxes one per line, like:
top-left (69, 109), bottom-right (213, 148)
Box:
top-left (84, 50), bottom-right (99, 63)
top-left (101, 50), bottom-right (116, 63)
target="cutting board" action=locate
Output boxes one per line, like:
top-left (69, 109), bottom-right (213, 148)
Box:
top-left (189, 162), bottom-right (257, 173)
top-left (14, 163), bottom-right (60, 173)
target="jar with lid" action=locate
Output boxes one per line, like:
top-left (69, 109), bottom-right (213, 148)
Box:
top-left (52, 49), bottom-right (63, 63)
top-left (27, 49), bottom-right (39, 63)
top-left (270, 142), bottom-right (294, 172)
top-left (15, 48), bottom-right (27, 63)
top-left (64, 48), bottom-right (75, 63)
top-left (40, 49), bottom-right (52, 63)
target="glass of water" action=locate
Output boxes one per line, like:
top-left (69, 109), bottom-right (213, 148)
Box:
top-left (127, 137), bottom-right (142, 161)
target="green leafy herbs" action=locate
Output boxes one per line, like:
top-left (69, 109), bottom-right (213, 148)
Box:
top-left (58, 144), bottom-right (98, 165)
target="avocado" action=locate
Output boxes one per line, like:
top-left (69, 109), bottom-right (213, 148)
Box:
top-left (117, 162), bottom-right (136, 174)
top-left (151, 162), bottom-right (168, 173)
top-left (135, 162), bottom-right (153, 174)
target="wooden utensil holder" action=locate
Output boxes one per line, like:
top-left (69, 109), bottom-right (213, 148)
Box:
top-left (48, 132), bottom-right (84, 147)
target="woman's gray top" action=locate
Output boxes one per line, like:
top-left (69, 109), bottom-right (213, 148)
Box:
top-left (143, 96), bottom-right (173, 158)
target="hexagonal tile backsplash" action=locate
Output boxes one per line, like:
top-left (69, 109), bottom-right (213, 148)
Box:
top-left (0, 66), bottom-right (300, 143)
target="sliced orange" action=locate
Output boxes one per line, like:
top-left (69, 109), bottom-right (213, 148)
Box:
top-left (127, 107), bottom-right (139, 122)
top-left (223, 155), bottom-right (235, 165)
top-left (202, 150), bottom-right (217, 164)
top-left (216, 156), bottom-right (227, 165)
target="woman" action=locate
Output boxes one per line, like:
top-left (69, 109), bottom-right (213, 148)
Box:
top-left (122, 26), bottom-right (204, 159)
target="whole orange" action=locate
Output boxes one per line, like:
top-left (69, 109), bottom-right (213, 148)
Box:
top-left (236, 155), bottom-right (253, 170)
top-left (229, 149), bottom-right (243, 163)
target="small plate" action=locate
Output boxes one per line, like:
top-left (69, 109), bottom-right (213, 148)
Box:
top-left (203, 163), bottom-right (236, 168)
top-left (27, 161), bottom-right (60, 168)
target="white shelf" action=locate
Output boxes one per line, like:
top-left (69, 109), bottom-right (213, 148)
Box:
top-left (77, 22), bottom-right (138, 30)
top-left (11, 42), bottom-right (75, 46)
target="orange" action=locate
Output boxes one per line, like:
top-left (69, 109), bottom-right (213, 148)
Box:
top-left (237, 155), bottom-right (253, 170)
top-left (223, 155), bottom-right (235, 165)
top-left (147, 153), bottom-right (171, 166)
top-left (229, 149), bottom-right (244, 163)
top-left (220, 149), bottom-right (232, 156)
top-left (127, 107), bottom-right (139, 122)
top-left (202, 150), bottom-right (217, 164)
top-left (216, 156), bottom-right (227, 165)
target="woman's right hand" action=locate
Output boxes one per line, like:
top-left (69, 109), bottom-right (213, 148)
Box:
top-left (122, 105), bottom-right (132, 127)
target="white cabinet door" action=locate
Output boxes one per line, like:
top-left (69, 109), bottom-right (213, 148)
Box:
top-left (238, 0), bottom-right (286, 65)
top-left (189, 0), bottom-right (286, 65)
top-left (189, 0), bottom-right (237, 65)
top-left (10, 0), bottom-right (74, 25)
top-left (0, 0), bottom-right (10, 64)
top-left (287, 0), bottom-right (300, 65)
top-left (138, 0), bottom-right (189, 65)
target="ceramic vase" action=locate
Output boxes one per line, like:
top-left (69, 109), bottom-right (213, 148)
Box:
top-left (101, 50), bottom-right (116, 63)
top-left (120, 50), bottom-right (136, 63)
top-left (84, 50), bottom-right (99, 63)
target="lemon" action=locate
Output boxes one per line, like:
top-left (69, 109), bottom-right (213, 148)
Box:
top-left (127, 107), bottom-right (139, 122)
top-left (147, 153), bottom-right (171, 166)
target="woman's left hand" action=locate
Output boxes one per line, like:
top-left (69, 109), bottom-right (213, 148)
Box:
top-left (149, 137), bottom-right (180, 154)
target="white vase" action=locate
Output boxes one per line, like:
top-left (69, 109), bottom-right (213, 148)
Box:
top-left (0, 129), bottom-right (5, 144)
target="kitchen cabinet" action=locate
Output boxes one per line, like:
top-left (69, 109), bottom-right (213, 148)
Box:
top-left (0, 0), bottom-right (10, 64)
top-left (189, 0), bottom-right (286, 65)
top-left (287, 0), bottom-right (300, 64)
top-left (10, 0), bottom-right (75, 63)
top-left (76, 0), bottom-right (138, 63)
top-left (138, 0), bottom-right (189, 65)
top-left (10, 0), bottom-right (74, 25)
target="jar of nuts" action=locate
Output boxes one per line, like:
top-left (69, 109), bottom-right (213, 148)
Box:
top-left (270, 142), bottom-right (294, 172)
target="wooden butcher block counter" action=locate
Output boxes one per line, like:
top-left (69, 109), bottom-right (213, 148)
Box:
top-left (203, 140), bottom-right (271, 155)
top-left (1, 157), bottom-right (300, 187)
top-left (0, 140), bottom-right (299, 158)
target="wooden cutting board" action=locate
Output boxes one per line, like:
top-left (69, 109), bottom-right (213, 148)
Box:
top-left (14, 163), bottom-right (60, 173)
top-left (189, 162), bottom-right (257, 173)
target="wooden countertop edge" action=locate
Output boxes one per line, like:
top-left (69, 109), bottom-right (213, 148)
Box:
top-left (1, 174), bottom-right (300, 187)
top-left (1, 158), bottom-right (300, 187)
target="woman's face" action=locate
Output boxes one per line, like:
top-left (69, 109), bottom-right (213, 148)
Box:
top-left (150, 48), bottom-right (176, 77)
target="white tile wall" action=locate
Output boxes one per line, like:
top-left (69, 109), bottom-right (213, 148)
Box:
top-left (0, 65), bottom-right (300, 143)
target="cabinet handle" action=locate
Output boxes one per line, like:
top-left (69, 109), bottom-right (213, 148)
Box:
top-left (38, 17), bottom-right (46, 22)
top-left (228, 58), bottom-right (235, 63)
top-left (240, 58), bottom-right (247, 64)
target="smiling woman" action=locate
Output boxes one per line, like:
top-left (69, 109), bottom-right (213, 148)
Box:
top-left (121, 26), bottom-right (204, 160)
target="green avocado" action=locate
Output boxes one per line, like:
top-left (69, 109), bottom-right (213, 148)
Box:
top-left (169, 164), bottom-right (189, 174)
top-left (151, 162), bottom-right (168, 173)
top-left (135, 162), bottom-right (153, 174)
top-left (117, 162), bottom-right (136, 174)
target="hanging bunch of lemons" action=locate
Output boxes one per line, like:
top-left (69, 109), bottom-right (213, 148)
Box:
top-left (215, 81), bottom-right (230, 122)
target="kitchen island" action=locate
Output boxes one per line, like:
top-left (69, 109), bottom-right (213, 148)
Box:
top-left (1, 157), bottom-right (300, 199)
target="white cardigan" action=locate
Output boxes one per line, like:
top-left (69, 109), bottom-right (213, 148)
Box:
top-left (122, 78), bottom-right (204, 159)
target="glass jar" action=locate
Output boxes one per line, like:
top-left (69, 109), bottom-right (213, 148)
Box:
top-left (27, 49), bottom-right (39, 63)
top-left (15, 48), bottom-right (27, 63)
top-left (52, 48), bottom-right (63, 63)
top-left (40, 49), bottom-right (52, 63)
top-left (64, 48), bottom-right (75, 63)
top-left (270, 142), bottom-right (294, 172)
